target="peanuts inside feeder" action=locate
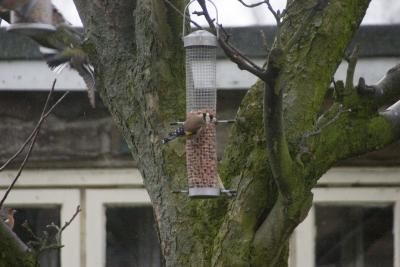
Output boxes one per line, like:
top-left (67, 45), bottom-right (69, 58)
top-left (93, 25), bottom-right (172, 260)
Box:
top-left (7, 0), bottom-right (56, 36)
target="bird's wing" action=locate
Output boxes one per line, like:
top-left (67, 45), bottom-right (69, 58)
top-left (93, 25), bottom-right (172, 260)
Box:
top-left (43, 52), bottom-right (71, 69)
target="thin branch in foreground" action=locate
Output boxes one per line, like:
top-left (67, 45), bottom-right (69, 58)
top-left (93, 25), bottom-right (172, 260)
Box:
top-left (0, 80), bottom-right (70, 209)
top-left (0, 79), bottom-right (56, 172)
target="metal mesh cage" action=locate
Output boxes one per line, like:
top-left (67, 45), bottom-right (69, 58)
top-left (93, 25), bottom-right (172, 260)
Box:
top-left (185, 46), bottom-right (217, 113)
top-left (184, 30), bottom-right (219, 198)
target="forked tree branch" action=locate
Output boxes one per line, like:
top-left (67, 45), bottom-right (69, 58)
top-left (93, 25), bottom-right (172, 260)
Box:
top-left (197, 0), bottom-right (298, 202)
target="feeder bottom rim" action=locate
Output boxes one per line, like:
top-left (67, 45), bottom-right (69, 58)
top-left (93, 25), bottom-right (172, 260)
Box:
top-left (189, 187), bottom-right (220, 198)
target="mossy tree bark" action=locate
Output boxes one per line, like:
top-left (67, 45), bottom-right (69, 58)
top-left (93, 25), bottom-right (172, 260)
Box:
top-left (0, 222), bottom-right (35, 267)
top-left (66, 0), bottom-right (399, 266)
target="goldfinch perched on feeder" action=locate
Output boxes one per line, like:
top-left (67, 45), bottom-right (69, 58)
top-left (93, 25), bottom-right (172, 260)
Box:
top-left (163, 113), bottom-right (213, 144)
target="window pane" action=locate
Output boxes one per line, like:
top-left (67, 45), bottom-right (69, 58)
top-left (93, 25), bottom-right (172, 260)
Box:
top-left (315, 204), bottom-right (393, 267)
top-left (11, 206), bottom-right (61, 267)
top-left (106, 206), bottom-right (162, 267)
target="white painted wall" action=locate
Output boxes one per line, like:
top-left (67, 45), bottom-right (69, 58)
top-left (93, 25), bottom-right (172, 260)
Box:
top-left (0, 61), bottom-right (86, 91)
top-left (1, 58), bottom-right (397, 91)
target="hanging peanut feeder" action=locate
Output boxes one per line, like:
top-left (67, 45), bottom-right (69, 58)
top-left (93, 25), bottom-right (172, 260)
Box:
top-left (183, 28), bottom-right (220, 198)
top-left (164, 0), bottom-right (236, 198)
top-left (7, 0), bottom-right (55, 36)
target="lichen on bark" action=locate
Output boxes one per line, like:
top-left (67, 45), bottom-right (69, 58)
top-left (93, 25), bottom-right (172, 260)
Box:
top-left (68, 0), bottom-right (400, 266)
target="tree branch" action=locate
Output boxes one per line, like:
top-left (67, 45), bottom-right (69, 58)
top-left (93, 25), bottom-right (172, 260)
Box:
top-left (252, 193), bottom-right (312, 266)
top-left (196, 0), bottom-right (266, 79)
top-left (237, 0), bottom-right (281, 27)
top-left (263, 48), bottom-right (299, 200)
top-left (0, 80), bottom-right (55, 172)
top-left (357, 64), bottom-right (400, 108)
top-left (345, 45), bottom-right (359, 92)
top-left (380, 100), bottom-right (400, 134)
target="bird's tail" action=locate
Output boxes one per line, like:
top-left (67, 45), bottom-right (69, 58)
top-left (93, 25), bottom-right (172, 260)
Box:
top-left (162, 126), bottom-right (185, 144)
top-left (77, 64), bottom-right (96, 108)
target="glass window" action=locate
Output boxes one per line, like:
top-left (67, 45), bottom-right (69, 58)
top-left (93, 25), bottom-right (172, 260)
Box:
top-left (315, 204), bottom-right (393, 267)
top-left (10, 206), bottom-right (61, 267)
top-left (106, 206), bottom-right (162, 267)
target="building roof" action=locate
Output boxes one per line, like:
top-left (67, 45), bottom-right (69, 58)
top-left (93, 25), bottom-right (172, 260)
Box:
top-left (1, 25), bottom-right (400, 60)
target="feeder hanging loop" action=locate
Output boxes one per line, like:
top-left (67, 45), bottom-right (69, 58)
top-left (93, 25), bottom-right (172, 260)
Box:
top-left (182, 0), bottom-right (219, 39)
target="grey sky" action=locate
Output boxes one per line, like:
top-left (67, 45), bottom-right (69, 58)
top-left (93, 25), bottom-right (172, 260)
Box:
top-left (2, 1), bottom-right (400, 26)
top-left (53, 0), bottom-right (400, 26)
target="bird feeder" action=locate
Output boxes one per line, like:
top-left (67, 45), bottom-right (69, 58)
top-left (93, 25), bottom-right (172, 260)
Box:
top-left (7, 0), bottom-right (55, 36)
top-left (183, 0), bottom-right (220, 198)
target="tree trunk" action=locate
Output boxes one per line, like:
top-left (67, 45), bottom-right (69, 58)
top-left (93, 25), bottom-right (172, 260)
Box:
top-left (0, 222), bottom-right (35, 267)
top-left (71, 0), bottom-right (400, 266)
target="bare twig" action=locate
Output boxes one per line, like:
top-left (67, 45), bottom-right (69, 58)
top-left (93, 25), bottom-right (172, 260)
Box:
top-left (237, 0), bottom-right (281, 26)
top-left (23, 205), bottom-right (81, 267)
top-left (61, 205), bottom-right (81, 232)
top-left (162, 0), bottom-right (266, 78)
top-left (237, 0), bottom-right (265, 8)
top-left (0, 80), bottom-right (70, 209)
top-left (196, 0), bottom-right (266, 79)
top-left (0, 79), bottom-right (56, 172)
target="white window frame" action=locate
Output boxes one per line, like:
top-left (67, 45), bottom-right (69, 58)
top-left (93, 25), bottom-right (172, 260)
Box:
top-left (292, 187), bottom-right (400, 267)
top-left (0, 189), bottom-right (81, 267)
top-left (85, 188), bottom-right (151, 267)
top-left (0, 168), bottom-right (143, 267)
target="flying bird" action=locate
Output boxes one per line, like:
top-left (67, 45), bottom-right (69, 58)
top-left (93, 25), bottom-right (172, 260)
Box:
top-left (0, 3), bottom-right (96, 107)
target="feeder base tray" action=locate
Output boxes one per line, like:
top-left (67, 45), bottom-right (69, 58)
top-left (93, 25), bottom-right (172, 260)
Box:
top-left (189, 187), bottom-right (220, 198)
top-left (7, 23), bottom-right (56, 36)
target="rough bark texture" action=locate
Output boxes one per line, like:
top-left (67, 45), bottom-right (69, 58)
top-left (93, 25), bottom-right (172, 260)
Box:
top-left (60, 0), bottom-right (400, 266)
top-left (0, 222), bottom-right (35, 267)
top-left (2, 0), bottom-right (400, 266)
